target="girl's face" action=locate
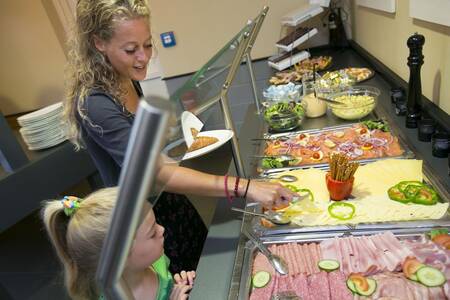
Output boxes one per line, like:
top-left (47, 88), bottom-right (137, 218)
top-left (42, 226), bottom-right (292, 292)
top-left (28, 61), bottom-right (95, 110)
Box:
top-left (94, 17), bottom-right (152, 81)
top-left (127, 209), bottom-right (165, 270)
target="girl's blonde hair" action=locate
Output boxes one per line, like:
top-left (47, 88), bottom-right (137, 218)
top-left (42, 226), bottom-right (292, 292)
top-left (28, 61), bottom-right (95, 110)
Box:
top-left (63, 0), bottom-right (150, 150)
top-left (42, 187), bottom-right (118, 300)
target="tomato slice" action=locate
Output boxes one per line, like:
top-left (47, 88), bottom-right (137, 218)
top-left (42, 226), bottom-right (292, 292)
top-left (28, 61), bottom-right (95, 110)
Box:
top-left (361, 142), bottom-right (373, 150)
top-left (432, 234), bottom-right (450, 248)
top-left (403, 257), bottom-right (424, 280)
top-left (272, 202), bottom-right (290, 211)
top-left (260, 218), bottom-right (275, 228)
top-left (349, 273), bottom-right (369, 292)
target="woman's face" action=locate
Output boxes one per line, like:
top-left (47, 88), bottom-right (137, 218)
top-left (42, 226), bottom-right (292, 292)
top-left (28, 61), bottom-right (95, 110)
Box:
top-left (95, 17), bottom-right (152, 81)
top-left (127, 209), bottom-right (165, 270)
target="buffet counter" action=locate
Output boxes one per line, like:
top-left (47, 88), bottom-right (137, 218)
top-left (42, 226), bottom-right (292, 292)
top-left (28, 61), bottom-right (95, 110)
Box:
top-left (189, 46), bottom-right (450, 299)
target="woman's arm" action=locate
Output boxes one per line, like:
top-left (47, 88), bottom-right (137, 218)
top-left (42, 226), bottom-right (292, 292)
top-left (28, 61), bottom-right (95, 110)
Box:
top-left (158, 164), bottom-right (296, 208)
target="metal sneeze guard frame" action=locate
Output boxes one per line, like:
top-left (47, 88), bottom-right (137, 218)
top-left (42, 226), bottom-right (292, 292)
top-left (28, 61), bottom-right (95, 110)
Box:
top-left (170, 6), bottom-right (270, 177)
top-left (96, 96), bottom-right (172, 300)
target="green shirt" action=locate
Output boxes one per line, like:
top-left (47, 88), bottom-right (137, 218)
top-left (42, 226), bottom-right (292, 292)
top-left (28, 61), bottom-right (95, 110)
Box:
top-left (99, 255), bottom-right (173, 300)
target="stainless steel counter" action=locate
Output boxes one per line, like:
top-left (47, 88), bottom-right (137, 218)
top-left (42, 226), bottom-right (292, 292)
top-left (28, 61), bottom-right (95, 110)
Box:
top-left (189, 47), bottom-right (450, 300)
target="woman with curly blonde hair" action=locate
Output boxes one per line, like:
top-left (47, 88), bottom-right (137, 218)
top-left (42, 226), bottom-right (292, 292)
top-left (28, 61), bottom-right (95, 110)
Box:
top-left (63, 0), bottom-right (297, 274)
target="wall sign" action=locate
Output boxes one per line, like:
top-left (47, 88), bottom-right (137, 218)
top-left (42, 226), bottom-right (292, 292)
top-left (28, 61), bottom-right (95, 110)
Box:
top-left (357, 0), bottom-right (396, 13)
top-left (410, 0), bottom-right (450, 27)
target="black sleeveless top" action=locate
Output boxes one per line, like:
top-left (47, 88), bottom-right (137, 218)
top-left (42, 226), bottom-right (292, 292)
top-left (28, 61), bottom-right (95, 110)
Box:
top-left (77, 82), bottom-right (207, 273)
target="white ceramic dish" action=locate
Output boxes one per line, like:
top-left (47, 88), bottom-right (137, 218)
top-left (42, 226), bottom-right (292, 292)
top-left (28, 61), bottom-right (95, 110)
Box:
top-left (181, 111), bottom-right (204, 147)
top-left (182, 129), bottom-right (234, 160)
top-left (17, 102), bottom-right (63, 124)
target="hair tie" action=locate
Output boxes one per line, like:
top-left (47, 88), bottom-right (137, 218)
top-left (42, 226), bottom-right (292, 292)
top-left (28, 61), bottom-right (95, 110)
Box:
top-left (61, 196), bottom-right (81, 217)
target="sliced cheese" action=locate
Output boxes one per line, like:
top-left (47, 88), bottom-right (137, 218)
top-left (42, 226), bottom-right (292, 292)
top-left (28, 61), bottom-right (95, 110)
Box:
top-left (276, 159), bottom-right (447, 226)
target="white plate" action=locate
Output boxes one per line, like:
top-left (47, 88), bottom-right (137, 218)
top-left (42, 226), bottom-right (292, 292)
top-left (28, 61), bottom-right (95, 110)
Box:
top-left (17, 102), bottom-right (63, 123)
top-left (182, 130), bottom-right (234, 160)
top-left (181, 111), bottom-right (204, 147)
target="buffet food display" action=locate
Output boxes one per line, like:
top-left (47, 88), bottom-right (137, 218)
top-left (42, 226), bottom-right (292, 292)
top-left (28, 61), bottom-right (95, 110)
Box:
top-left (246, 231), bottom-right (450, 300)
top-left (269, 56), bottom-right (332, 85)
top-left (268, 159), bottom-right (448, 227)
top-left (261, 121), bottom-right (405, 170)
top-left (236, 55), bottom-right (450, 300)
top-left (341, 67), bottom-right (374, 82)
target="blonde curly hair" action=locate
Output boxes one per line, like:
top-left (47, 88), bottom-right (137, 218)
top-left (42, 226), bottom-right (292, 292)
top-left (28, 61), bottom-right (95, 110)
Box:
top-left (63, 0), bottom-right (150, 150)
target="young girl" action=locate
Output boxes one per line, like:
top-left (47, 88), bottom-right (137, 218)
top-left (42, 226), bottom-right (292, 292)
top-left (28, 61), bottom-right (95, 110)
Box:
top-left (42, 188), bottom-right (194, 300)
top-left (63, 0), bottom-right (297, 273)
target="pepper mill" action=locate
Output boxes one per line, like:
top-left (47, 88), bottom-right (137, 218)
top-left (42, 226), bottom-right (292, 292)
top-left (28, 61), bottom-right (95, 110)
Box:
top-left (405, 33), bottom-right (425, 128)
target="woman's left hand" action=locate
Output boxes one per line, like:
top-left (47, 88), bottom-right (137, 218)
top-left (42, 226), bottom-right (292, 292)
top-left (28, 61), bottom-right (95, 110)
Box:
top-left (245, 181), bottom-right (298, 209)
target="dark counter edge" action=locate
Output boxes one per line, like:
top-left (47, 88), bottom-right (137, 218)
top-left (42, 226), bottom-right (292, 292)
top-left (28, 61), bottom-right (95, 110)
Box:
top-left (0, 142), bottom-right (98, 232)
top-left (189, 42), bottom-right (450, 300)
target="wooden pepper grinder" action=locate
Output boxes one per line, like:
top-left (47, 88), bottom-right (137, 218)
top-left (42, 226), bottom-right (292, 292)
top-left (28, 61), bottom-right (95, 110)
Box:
top-left (406, 32), bottom-right (425, 128)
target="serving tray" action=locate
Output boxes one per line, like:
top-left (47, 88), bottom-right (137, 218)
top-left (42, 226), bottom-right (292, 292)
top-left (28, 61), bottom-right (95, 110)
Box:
top-left (249, 166), bottom-right (450, 237)
top-left (238, 228), bottom-right (449, 300)
top-left (257, 122), bottom-right (415, 175)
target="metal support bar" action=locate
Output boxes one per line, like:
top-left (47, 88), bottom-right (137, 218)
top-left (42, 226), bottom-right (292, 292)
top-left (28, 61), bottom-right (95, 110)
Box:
top-left (189, 94), bottom-right (221, 116)
top-left (96, 97), bottom-right (172, 300)
top-left (220, 93), bottom-right (246, 177)
top-left (0, 112), bottom-right (29, 172)
top-left (195, 64), bottom-right (231, 88)
top-left (244, 6), bottom-right (269, 115)
top-left (245, 53), bottom-right (261, 114)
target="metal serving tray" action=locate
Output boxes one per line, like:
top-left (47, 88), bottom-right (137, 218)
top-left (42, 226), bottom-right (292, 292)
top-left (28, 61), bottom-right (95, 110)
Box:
top-left (237, 227), bottom-right (444, 300)
top-left (256, 122), bottom-right (415, 175)
top-left (248, 168), bottom-right (450, 236)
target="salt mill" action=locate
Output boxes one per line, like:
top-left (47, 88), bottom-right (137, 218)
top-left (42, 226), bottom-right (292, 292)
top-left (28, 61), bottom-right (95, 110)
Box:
top-left (405, 32), bottom-right (425, 128)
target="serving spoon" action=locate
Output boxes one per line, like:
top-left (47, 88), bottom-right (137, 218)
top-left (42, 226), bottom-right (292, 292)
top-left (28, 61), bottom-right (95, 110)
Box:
top-left (258, 173), bottom-right (298, 183)
top-left (242, 226), bottom-right (289, 275)
top-left (251, 136), bottom-right (292, 142)
top-left (231, 207), bottom-right (291, 225)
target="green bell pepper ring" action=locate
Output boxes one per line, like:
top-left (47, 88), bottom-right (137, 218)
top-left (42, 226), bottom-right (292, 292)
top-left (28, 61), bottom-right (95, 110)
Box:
top-left (328, 202), bottom-right (355, 220)
top-left (412, 186), bottom-right (438, 205)
top-left (397, 181), bottom-right (424, 192)
top-left (297, 188), bottom-right (314, 202)
top-left (388, 186), bottom-right (409, 204)
top-left (285, 184), bottom-right (300, 193)
top-left (404, 184), bottom-right (422, 200)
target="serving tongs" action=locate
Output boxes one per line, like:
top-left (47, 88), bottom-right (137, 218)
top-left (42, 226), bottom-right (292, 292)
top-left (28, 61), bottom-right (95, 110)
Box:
top-left (242, 226), bottom-right (288, 275)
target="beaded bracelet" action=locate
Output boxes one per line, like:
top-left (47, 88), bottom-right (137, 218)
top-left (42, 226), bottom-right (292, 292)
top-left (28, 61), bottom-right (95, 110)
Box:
top-left (233, 177), bottom-right (240, 198)
top-left (224, 174), bottom-right (233, 203)
top-left (243, 179), bottom-right (251, 199)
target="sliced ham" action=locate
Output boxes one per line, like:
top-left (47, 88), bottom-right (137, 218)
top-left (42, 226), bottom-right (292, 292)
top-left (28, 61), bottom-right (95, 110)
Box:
top-left (307, 271), bottom-right (331, 300)
top-left (288, 243), bottom-right (300, 275)
top-left (302, 244), bottom-right (314, 275)
top-left (291, 273), bottom-right (311, 300)
top-left (252, 252), bottom-right (275, 275)
top-left (328, 271), bottom-right (353, 300)
top-left (308, 243), bottom-right (320, 274)
top-left (249, 272), bottom-right (276, 300)
top-left (295, 244), bottom-right (308, 273)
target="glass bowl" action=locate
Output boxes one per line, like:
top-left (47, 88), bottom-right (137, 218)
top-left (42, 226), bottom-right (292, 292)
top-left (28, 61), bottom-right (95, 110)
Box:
top-left (262, 82), bottom-right (301, 103)
top-left (263, 101), bottom-right (305, 132)
top-left (327, 86), bottom-right (380, 120)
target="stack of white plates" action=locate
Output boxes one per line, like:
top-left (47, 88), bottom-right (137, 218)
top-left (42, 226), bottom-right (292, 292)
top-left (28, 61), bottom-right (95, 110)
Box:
top-left (17, 102), bottom-right (68, 150)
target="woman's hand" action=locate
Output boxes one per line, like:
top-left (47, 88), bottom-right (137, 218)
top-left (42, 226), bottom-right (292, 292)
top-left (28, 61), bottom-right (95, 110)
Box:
top-left (173, 270), bottom-right (196, 286)
top-left (246, 180), bottom-right (297, 209)
top-left (169, 284), bottom-right (192, 300)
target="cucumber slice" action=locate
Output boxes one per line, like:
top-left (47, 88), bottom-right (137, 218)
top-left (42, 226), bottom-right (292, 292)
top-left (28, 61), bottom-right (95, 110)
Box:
top-left (346, 279), bottom-right (357, 293)
top-left (318, 259), bottom-right (340, 272)
top-left (252, 271), bottom-right (271, 288)
top-left (416, 266), bottom-right (446, 287)
top-left (409, 273), bottom-right (418, 282)
top-left (355, 278), bottom-right (377, 296)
